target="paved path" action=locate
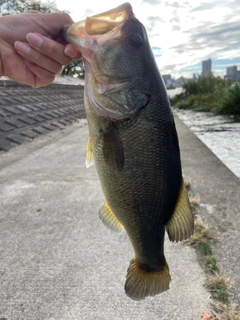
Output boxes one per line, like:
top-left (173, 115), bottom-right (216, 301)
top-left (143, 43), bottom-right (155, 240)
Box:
top-left (0, 120), bottom-right (211, 320)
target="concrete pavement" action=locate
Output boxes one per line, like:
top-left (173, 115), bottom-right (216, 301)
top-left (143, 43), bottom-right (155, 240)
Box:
top-left (0, 119), bottom-right (211, 320)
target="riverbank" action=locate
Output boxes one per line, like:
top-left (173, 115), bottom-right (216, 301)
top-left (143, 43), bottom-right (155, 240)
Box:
top-left (167, 87), bottom-right (240, 179)
top-left (174, 109), bottom-right (240, 178)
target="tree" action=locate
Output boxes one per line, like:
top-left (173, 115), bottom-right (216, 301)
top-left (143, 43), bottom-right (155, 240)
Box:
top-left (0, 0), bottom-right (85, 78)
top-left (0, 0), bottom-right (61, 15)
top-left (61, 59), bottom-right (85, 78)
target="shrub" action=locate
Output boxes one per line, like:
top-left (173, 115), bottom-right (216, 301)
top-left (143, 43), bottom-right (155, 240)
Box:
top-left (214, 83), bottom-right (240, 114)
top-left (170, 75), bottom-right (238, 115)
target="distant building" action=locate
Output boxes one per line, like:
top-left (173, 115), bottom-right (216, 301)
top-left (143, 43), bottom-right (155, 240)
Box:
top-left (162, 74), bottom-right (182, 88)
top-left (162, 74), bottom-right (171, 85)
top-left (224, 65), bottom-right (240, 81)
top-left (202, 59), bottom-right (212, 77)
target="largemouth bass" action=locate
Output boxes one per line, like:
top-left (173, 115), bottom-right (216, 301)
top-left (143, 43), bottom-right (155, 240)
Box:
top-left (65, 2), bottom-right (194, 300)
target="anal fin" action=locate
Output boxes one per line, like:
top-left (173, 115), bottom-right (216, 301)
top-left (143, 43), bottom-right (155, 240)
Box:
top-left (85, 136), bottom-right (94, 168)
top-left (166, 179), bottom-right (194, 242)
top-left (99, 199), bottom-right (124, 233)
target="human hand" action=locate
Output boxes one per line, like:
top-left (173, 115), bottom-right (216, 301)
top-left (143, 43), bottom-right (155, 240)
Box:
top-left (0, 11), bottom-right (82, 88)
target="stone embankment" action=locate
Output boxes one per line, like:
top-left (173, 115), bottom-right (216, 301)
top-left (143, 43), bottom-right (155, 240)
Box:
top-left (0, 77), bottom-right (85, 151)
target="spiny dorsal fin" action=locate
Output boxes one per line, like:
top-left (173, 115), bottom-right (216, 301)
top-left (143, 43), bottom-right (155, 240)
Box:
top-left (166, 179), bottom-right (194, 242)
top-left (125, 258), bottom-right (171, 300)
top-left (99, 199), bottom-right (124, 233)
top-left (85, 136), bottom-right (95, 168)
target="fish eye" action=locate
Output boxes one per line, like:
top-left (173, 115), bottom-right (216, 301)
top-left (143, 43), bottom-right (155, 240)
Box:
top-left (128, 34), bottom-right (142, 47)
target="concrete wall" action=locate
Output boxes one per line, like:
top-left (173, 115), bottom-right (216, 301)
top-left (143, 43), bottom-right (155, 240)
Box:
top-left (0, 78), bottom-right (85, 151)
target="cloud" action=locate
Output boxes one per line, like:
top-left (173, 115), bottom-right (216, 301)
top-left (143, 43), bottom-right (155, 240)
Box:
top-left (141, 0), bottom-right (186, 7)
top-left (141, 0), bottom-right (161, 5)
top-left (147, 16), bottom-right (164, 27)
top-left (190, 2), bottom-right (216, 12)
top-left (191, 0), bottom-right (240, 12)
top-left (172, 25), bottom-right (181, 31)
top-left (165, 2), bottom-right (182, 8)
top-left (183, 20), bottom-right (240, 61)
top-left (146, 16), bottom-right (164, 34)
top-left (55, 0), bottom-right (240, 79)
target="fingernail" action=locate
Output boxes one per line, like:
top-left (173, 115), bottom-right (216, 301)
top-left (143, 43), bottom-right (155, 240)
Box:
top-left (26, 33), bottom-right (43, 48)
top-left (64, 46), bottom-right (78, 58)
top-left (14, 41), bottom-right (30, 54)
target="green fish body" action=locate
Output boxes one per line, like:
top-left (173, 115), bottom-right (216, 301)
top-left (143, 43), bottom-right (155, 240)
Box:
top-left (65, 2), bottom-right (194, 300)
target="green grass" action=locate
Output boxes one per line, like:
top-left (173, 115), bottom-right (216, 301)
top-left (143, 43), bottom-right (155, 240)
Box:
top-left (206, 256), bottom-right (219, 273)
top-left (201, 242), bottom-right (212, 255)
top-left (207, 274), bottom-right (229, 304)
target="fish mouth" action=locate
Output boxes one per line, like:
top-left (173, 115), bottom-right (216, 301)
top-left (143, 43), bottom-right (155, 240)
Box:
top-left (65, 2), bottom-right (133, 52)
top-left (65, 3), bottom-right (137, 121)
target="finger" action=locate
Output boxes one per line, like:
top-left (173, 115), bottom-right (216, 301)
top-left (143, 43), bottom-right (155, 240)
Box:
top-left (26, 33), bottom-right (72, 66)
top-left (64, 44), bottom-right (82, 60)
top-left (14, 41), bottom-right (64, 74)
top-left (25, 60), bottom-right (56, 88)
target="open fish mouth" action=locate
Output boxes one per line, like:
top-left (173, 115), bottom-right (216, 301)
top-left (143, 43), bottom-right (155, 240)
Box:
top-left (64, 3), bottom-right (137, 120)
top-left (65, 3), bottom-right (134, 49)
top-left (84, 3), bottom-right (132, 36)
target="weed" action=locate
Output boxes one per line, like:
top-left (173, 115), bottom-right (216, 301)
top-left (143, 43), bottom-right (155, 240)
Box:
top-left (185, 217), bottom-right (214, 247)
top-left (201, 242), bottom-right (212, 255)
top-left (207, 274), bottom-right (229, 303)
top-left (212, 302), bottom-right (240, 320)
top-left (206, 256), bottom-right (219, 273)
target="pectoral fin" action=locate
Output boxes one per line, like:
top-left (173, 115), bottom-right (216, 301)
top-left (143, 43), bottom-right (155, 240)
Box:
top-left (166, 180), bottom-right (194, 242)
top-left (99, 199), bottom-right (124, 232)
top-left (85, 136), bottom-right (95, 168)
top-left (102, 122), bottom-right (124, 170)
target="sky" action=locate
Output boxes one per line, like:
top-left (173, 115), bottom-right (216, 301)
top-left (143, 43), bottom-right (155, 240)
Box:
top-left (54, 0), bottom-right (240, 79)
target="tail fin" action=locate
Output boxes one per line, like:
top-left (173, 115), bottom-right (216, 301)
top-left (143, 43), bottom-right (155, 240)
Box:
top-left (124, 258), bottom-right (171, 300)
